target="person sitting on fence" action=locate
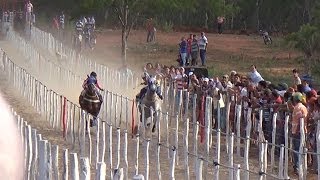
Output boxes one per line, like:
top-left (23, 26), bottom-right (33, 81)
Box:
top-left (136, 76), bottom-right (163, 103)
top-left (82, 72), bottom-right (104, 102)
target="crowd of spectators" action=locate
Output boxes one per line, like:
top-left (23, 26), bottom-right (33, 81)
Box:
top-left (142, 62), bottom-right (320, 175)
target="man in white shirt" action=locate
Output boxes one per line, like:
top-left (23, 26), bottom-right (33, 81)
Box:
top-left (198, 32), bottom-right (208, 66)
top-left (248, 65), bottom-right (264, 85)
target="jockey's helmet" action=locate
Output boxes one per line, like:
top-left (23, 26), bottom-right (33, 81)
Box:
top-left (90, 71), bottom-right (97, 78)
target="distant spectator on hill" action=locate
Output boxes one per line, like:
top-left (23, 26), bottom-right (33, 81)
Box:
top-left (292, 69), bottom-right (301, 89)
top-left (191, 34), bottom-right (199, 66)
top-left (146, 18), bottom-right (155, 43)
top-left (179, 37), bottom-right (188, 66)
top-left (198, 32), bottom-right (208, 66)
top-left (217, 16), bottom-right (225, 34)
top-left (187, 34), bottom-right (193, 65)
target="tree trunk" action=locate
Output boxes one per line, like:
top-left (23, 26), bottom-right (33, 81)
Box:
top-left (204, 12), bottom-right (208, 29)
top-left (121, 27), bottom-right (127, 65)
top-left (256, 0), bottom-right (260, 31)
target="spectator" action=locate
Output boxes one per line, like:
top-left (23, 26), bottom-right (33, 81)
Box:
top-left (187, 34), bottom-right (193, 65)
top-left (292, 69), bottom-right (302, 89)
top-left (198, 32), bottom-right (208, 66)
top-left (191, 34), bottom-right (199, 66)
top-left (248, 65), bottom-right (264, 85)
top-left (217, 16), bottom-right (225, 34)
top-left (291, 92), bottom-right (308, 174)
top-left (146, 18), bottom-right (155, 42)
top-left (179, 37), bottom-right (188, 67)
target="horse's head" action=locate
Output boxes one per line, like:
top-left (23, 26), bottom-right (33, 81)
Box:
top-left (147, 77), bottom-right (157, 94)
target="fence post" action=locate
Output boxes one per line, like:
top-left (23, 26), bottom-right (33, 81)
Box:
top-left (31, 129), bottom-right (38, 179)
top-left (109, 124), bottom-right (113, 179)
top-left (284, 115), bottom-right (289, 179)
top-left (96, 162), bottom-right (106, 180)
top-left (317, 120), bottom-right (320, 180)
top-left (63, 149), bottom-right (69, 180)
top-left (270, 113), bottom-right (277, 173)
top-left (229, 133), bottom-right (234, 180)
top-left (194, 122), bottom-right (199, 171)
top-left (116, 128), bottom-right (121, 170)
top-left (234, 164), bottom-right (240, 180)
top-left (70, 153), bottom-right (80, 180)
top-left (195, 158), bottom-right (203, 180)
top-left (278, 144), bottom-right (284, 178)
top-left (144, 139), bottom-right (150, 180)
top-left (52, 145), bottom-right (59, 180)
top-left (80, 157), bottom-right (90, 180)
top-left (225, 102), bottom-right (231, 153)
top-left (184, 118), bottom-right (190, 180)
top-left (299, 118), bottom-right (305, 180)
top-left (26, 125), bottom-right (33, 180)
top-left (215, 129), bottom-right (221, 179)
top-left (259, 141), bottom-right (265, 180)
top-left (156, 111), bottom-right (162, 180)
top-left (236, 105), bottom-right (242, 157)
top-left (165, 112), bottom-right (170, 159)
top-left (38, 140), bottom-right (48, 179)
top-left (135, 134), bottom-right (140, 175)
top-left (124, 130), bottom-right (129, 180)
top-left (244, 136), bottom-right (250, 180)
top-left (170, 146), bottom-right (176, 180)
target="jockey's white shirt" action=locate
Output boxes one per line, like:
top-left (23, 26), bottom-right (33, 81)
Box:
top-left (26, 3), bottom-right (33, 13)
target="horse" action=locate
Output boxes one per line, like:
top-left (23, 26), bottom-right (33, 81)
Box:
top-left (138, 79), bottom-right (162, 133)
top-left (79, 83), bottom-right (102, 128)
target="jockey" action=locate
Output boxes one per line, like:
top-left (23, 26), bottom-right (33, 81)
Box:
top-left (136, 77), bottom-right (163, 102)
top-left (82, 72), bottom-right (104, 102)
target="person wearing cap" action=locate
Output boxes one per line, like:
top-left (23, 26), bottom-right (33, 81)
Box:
top-left (291, 92), bottom-right (308, 174)
top-left (136, 76), bottom-right (163, 103)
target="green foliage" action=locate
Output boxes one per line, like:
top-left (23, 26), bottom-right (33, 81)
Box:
top-left (285, 24), bottom-right (320, 57)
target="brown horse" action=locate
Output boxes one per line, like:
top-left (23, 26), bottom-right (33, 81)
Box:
top-left (79, 83), bottom-right (102, 127)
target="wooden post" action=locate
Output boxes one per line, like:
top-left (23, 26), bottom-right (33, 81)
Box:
top-left (80, 157), bottom-right (90, 180)
top-left (284, 115), bottom-right (289, 179)
top-left (204, 97), bottom-right (212, 179)
top-left (38, 140), bottom-right (48, 180)
top-left (63, 149), bottom-right (68, 180)
top-left (135, 134), bottom-right (140, 175)
top-left (270, 113), bottom-right (277, 173)
top-left (195, 158), bottom-right (203, 180)
top-left (156, 111), bottom-right (162, 180)
top-left (194, 122), bottom-right (199, 171)
top-left (225, 102), bottom-right (231, 153)
top-left (113, 168), bottom-right (124, 180)
top-left (96, 162), bottom-right (106, 180)
top-left (170, 146), bottom-right (176, 180)
top-left (109, 125), bottom-right (113, 179)
top-left (124, 130), bottom-right (129, 180)
top-left (184, 118), bottom-right (190, 180)
top-left (70, 153), bottom-right (80, 180)
top-left (174, 115), bottom-right (179, 165)
top-left (263, 141), bottom-right (268, 180)
top-left (116, 128), bottom-right (121, 169)
top-left (31, 129), bottom-right (38, 179)
top-left (259, 141), bottom-right (265, 180)
top-left (236, 105), bottom-right (242, 157)
top-left (299, 118), bottom-right (305, 180)
top-left (244, 136), bottom-right (250, 180)
top-left (229, 133), bottom-right (234, 180)
top-left (165, 112), bottom-right (169, 159)
top-left (52, 145), bottom-right (59, 180)
top-left (215, 129), bottom-right (221, 180)
top-left (26, 125), bottom-right (33, 180)
top-left (145, 139), bottom-right (150, 180)
top-left (317, 120), bottom-right (320, 180)
top-left (278, 145), bottom-right (284, 178)
top-left (234, 164), bottom-right (241, 180)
